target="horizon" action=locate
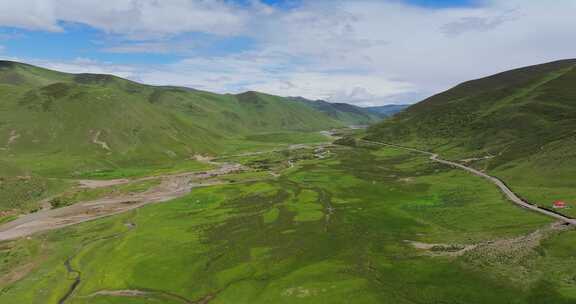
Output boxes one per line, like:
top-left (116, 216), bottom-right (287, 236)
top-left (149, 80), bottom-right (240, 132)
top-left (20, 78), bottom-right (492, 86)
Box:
top-left (1, 58), bottom-right (420, 107)
top-left (1, 0), bottom-right (575, 106)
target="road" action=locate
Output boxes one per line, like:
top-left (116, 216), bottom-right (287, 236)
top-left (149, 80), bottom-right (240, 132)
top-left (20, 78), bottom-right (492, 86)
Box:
top-left (361, 140), bottom-right (576, 225)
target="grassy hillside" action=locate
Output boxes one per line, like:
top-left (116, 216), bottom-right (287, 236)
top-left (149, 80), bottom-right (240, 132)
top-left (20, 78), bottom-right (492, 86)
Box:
top-left (0, 61), bottom-right (353, 178)
top-left (367, 59), bottom-right (576, 212)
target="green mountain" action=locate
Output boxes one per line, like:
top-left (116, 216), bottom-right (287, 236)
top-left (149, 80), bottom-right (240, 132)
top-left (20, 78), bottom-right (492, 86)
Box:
top-left (367, 59), bottom-right (576, 210)
top-left (364, 104), bottom-right (410, 117)
top-left (287, 96), bottom-right (380, 125)
top-left (0, 61), bottom-right (364, 177)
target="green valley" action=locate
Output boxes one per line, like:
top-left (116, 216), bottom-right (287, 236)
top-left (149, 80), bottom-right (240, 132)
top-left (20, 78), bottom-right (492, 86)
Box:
top-left (1, 60), bottom-right (576, 304)
top-left (1, 1), bottom-right (575, 303)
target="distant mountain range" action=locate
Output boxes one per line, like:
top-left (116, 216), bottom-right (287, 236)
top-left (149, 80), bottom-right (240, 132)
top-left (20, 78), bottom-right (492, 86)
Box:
top-left (287, 96), bottom-right (381, 123)
top-left (0, 61), bottom-right (379, 176)
top-left (288, 96), bottom-right (409, 119)
top-left (363, 104), bottom-right (410, 117)
top-left (367, 59), bottom-right (576, 206)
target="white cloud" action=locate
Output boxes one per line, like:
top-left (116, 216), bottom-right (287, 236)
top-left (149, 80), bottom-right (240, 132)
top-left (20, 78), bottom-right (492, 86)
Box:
top-left (1, 0), bottom-right (576, 106)
top-left (0, 0), bottom-right (256, 37)
top-left (298, 0), bottom-right (576, 103)
top-left (0, 0), bottom-right (61, 31)
top-left (102, 40), bottom-right (210, 55)
top-left (440, 9), bottom-right (519, 36)
top-left (249, 73), bottom-right (414, 106)
top-left (214, 0), bottom-right (576, 104)
top-left (56, 0), bottom-right (251, 37)
top-left (124, 52), bottom-right (415, 106)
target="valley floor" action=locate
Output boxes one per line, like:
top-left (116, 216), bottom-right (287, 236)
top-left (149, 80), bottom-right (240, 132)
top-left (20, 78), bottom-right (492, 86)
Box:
top-left (1, 135), bottom-right (576, 303)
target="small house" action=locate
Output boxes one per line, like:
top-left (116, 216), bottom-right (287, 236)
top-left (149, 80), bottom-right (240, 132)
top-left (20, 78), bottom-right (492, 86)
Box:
top-left (553, 201), bottom-right (567, 209)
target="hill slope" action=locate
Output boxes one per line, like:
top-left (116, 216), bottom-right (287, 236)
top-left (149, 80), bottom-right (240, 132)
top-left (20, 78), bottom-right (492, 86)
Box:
top-left (367, 59), bottom-right (576, 211)
top-left (0, 61), bottom-right (354, 176)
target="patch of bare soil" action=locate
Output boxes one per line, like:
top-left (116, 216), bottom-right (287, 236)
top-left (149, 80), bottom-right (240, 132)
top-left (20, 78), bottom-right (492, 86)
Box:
top-left (193, 154), bottom-right (218, 165)
top-left (456, 222), bottom-right (573, 284)
top-left (88, 290), bottom-right (149, 298)
top-left (77, 179), bottom-right (131, 189)
top-left (406, 241), bottom-right (477, 257)
top-left (459, 155), bottom-right (495, 163)
top-left (86, 289), bottom-right (198, 304)
top-left (399, 177), bottom-right (416, 183)
top-left (407, 222), bottom-right (572, 259)
top-left (7, 130), bottom-right (20, 146)
top-left (1, 130), bottom-right (20, 151)
top-left (282, 285), bottom-right (336, 299)
top-left (90, 130), bottom-right (111, 151)
top-left (0, 210), bottom-right (17, 217)
top-left (464, 222), bottom-right (571, 262)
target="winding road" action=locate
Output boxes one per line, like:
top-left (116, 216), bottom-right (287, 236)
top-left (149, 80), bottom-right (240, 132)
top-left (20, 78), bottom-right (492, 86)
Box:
top-left (361, 140), bottom-right (576, 225)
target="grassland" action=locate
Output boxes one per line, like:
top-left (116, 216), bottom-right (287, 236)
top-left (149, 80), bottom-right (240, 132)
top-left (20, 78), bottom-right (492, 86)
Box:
top-left (3, 143), bottom-right (575, 303)
top-left (0, 176), bottom-right (69, 213)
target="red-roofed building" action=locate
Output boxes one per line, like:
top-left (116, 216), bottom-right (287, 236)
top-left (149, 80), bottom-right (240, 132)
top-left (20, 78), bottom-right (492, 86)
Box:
top-left (553, 201), bottom-right (567, 209)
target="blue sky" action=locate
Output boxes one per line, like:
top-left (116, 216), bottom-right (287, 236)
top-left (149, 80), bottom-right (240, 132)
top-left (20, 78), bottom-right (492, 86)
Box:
top-left (0, 0), bottom-right (574, 106)
top-left (1, 0), bottom-right (479, 65)
top-left (407, 0), bottom-right (477, 8)
top-left (0, 0), bottom-right (479, 64)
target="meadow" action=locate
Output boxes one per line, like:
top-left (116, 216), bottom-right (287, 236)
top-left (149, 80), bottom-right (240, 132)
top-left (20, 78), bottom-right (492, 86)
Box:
top-left (2, 143), bottom-right (575, 303)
